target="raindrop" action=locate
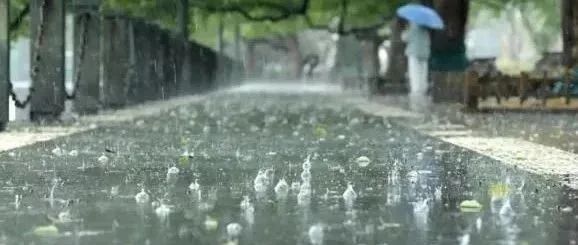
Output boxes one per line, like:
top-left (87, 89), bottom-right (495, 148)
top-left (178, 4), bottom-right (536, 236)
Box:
top-left (97, 154), bottom-right (109, 165)
top-left (355, 156), bottom-right (371, 167)
top-left (301, 169), bottom-right (311, 182)
top-left (297, 186), bottom-right (311, 206)
top-left (240, 196), bottom-right (255, 225)
top-left (110, 186), bottom-right (119, 197)
top-left (476, 217), bottom-right (482, 232)
top-left (188, 179), bottom-right (201, 200)
top-left (274, 178), bottom-right (289, 200)
top-left (166, 166), bottom-right (180, 183)
top-left (434, 187), bottom-right (442, 201)
top-left (302, 155), bottom-right (312, 170)
top-left (254, 170), bottom-right (268, 194)
top-left (135, 189), bottom-right (150, 204)
top-left (58, 210), bottom-right (73, 223)
top-left (68, 150), bottom-right (78, 157)
top-left (226, 223), bottom-right (243, 239)
top-left (155, 202), bottom-right (172, 221)
top-left (291, 182), bottom-right (301, 194)
top-left (52, 147), bottom-right (64, 157)
top-left (308, 224), bottom-right (324, 245)
top-left (342, 183), bottom-right (357, 209)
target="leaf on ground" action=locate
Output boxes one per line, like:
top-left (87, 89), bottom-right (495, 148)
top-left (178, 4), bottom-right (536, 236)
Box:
top-left (32, 225), bottom-right (59, 237)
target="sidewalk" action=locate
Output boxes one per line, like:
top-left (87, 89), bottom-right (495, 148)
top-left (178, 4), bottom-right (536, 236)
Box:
top-left (372, 95), bottom-right (578, 154)
top-left (0, 94), bottom-right (206, 152)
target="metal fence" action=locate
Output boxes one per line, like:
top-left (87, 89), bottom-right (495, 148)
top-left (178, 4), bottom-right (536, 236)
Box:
top-left (0, 1), bottom-right (243, 131)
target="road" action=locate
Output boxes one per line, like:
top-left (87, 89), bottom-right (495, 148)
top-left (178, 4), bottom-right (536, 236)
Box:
top-left (0, 83), bottom-right (576, 245)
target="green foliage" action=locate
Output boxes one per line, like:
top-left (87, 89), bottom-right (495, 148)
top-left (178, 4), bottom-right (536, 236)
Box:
top-left (472, 0), bottom-right (561, 52)
top-left (9, 0), bottom-right (30, 40)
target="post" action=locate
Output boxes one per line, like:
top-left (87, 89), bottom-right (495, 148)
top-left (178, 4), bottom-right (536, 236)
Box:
top-left (30, 0), bottom-right (66, 122)
top-left (101, 14), bottom-right (131, 108)
top-left (72, 0), bottom-right (101, 114)
top-left (0, 0), bottom-right (8, 131)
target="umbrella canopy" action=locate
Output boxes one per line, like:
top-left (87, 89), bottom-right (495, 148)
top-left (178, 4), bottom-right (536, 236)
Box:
top-left (397, 4), bottom-right (444, 30)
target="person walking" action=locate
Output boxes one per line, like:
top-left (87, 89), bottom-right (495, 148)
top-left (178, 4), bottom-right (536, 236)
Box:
top-left (396, 4), bottom-right (444, 111)
top-left (402, 22), bottom-right (431, 97)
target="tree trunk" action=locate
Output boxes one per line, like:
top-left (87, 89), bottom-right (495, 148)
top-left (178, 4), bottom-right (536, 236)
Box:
top-left (331, 35), bottom-right (363, 83)
top-left (30, 0), bottom-right (66, 122)
top-left (427, 0), bottom-right (470, 103)
top-left (0, 0), bottom-right (8, 130)
top-left (384, 18), bottom-right (407, 85)
top-left (562, 0), bottom-right (578, 68)
top-left (285, 34), bottom-right (303, 79)
top-left (245, 41), bottom-right (257, 78)
top-left (177, 0), bottom-right (189, 40)
top-left (233, 23), bottom-right (243, 80)
top-left (101, 15), bottom-right (130, 108)
top-left (361, 38), bottom-right (381, 94)
top-left (73, 6), bottom-right (100, 115)
top-left (216, 15), bottom-right (225, 86)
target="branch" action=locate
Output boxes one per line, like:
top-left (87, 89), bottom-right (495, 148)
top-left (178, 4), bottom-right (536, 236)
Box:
top-left (10, 3), bottom-right (30, 33)
top-left (191, 0), bottom-right (311, 22)
top-left (305, 14), bottom-right (389, 36)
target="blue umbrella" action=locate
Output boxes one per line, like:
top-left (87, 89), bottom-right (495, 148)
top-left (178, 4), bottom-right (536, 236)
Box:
top-left (397, 4), bottom-right (444, 30)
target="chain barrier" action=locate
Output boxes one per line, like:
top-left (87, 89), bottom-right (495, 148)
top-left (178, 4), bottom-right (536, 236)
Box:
top-left (8, 0), bottom-right (48, 108)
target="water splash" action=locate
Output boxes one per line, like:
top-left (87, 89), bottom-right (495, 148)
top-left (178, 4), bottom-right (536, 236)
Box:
top-left (308, 224), bottom-right (324, 245)
top-left (97, 154), bottom-right (109, 165)
top-left (188, 179), bottom-right (201, 201)
top-left (135, 189), bottom-right (150, 204)
top-left (302, 155), bottom-right (312, 171)
top-left (155, 202), bottom-right (172, 222)
top-left (226, 223), bottom-right (243, 240)
top-left (355, 156), bottom-right (371, 167)
top-left (51, 147), bottom-right (64, 157)
top-left (274, 178), bottom-right (289, 200)
top-left (49, 178), bottom-right (60, 208)
top-left (166, 166), bottom-right (180, 184)
top-left (68, 150), bottom-right (78, 157)
top-left (291, 182), bottom-right (301, 194)
top-left (342, 183), bottom-right (357, 209)
top-left (240, 196), bottom-right (255, 226)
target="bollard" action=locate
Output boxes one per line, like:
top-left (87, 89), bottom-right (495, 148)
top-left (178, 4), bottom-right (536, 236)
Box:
top-left (30, 0), bottom-right (66, 122)
top-left (101, 14), bottom-right (131, 109)
top-left (0, 0), bottom-right (8, 131)
top-left (72, 0), bottom-right (101, 115)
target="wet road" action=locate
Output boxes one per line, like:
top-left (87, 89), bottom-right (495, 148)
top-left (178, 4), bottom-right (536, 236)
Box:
top-left (0, 91), bottom-right (577, 245)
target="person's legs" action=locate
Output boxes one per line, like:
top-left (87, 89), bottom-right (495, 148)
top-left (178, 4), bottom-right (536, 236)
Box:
top-left (409, 58), bottom-right (429, 112)
top-left (408, 56), bottom-right (419, 95)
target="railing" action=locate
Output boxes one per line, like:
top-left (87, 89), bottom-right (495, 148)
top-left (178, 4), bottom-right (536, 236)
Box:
top-left (0, 0), bottom-right (243, 131)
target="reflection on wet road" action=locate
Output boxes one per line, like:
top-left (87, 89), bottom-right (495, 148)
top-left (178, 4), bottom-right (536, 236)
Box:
top-left (0, 93), bottom-right (576, 245)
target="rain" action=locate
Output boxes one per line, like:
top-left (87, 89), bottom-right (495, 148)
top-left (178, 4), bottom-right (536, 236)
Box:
top-left (0, 0), bottom-right (577, 245)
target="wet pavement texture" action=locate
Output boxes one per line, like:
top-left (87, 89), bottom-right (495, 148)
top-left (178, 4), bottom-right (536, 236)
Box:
top-left (374, 96), bottom-right (578, 154)
top-left (0, 92), bottom-right (577, 245)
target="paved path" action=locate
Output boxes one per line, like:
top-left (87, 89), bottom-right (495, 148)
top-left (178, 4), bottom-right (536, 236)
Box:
top-left (0, 82), bottom-right (577, 245)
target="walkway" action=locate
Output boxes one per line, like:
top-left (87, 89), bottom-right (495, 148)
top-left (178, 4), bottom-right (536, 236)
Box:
top-left (0, 82), bottom-right (577, 244)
